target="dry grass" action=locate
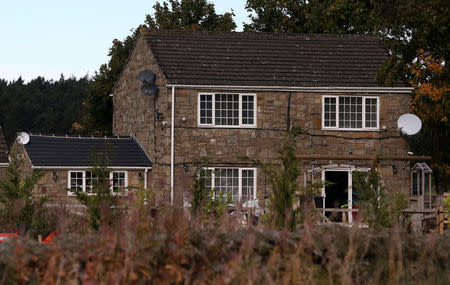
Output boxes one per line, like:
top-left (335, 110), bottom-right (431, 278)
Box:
top-left (0, 201), bottom-right (449, 285)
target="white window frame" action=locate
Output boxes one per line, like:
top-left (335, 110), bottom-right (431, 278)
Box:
top-left (197, 93), bottom-right (257, 128)
top-left (322, 95), bottom-right (380, 131)
top-left (67, 170), bottom-right (128, 196)
top-left (68, 170), bottom-right (84, 196)
top-left (109, 171), bottom-right (128, 196)
top-left (202, 167), bottom-right (257, 203)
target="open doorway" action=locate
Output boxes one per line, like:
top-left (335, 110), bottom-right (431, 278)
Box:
top-left (324, 170), bottom-right (350, 222)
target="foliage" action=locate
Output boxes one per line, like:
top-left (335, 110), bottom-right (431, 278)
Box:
top-left (146, 0), bottom-right (236, 31)
top-left (0, 153), bottom-right (53, 237)
top-left (190, 158), bottom-right (231, 216)
top-left (79, 0), bottom-right (236, 135)
top-left (261, 132), bottom-right (322, 230)
top-left (264, 133), bottom-right (301, 229)
top-left (352, 168), bottom-right (408, 228)
top-left (0, 75), bottom-right (89, 145)
top-left (0, 212), bottom-right (448, 284)
top-left (245, 0), bottom-right (449, 84)
top-left (408, 50), bottom-right (450, 193)
top-left (73, 147), bottom-right (122, 231)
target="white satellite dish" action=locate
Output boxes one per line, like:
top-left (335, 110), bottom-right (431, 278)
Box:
top-left (397, 114), bottom-right (422, 135)
top-left (17, 132), bottom-right (30, 145)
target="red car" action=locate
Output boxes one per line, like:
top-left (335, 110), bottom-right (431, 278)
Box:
top-left (0, 233), bottom-right (19, 243)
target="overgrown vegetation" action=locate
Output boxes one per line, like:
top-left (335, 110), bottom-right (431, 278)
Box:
top-left (72, 148), bottom-right (123, 231)
top-left (0, 208), bottom-right (448, 284)
top-left (0, 154), bottom-right (55, 238)
top-left (352, 168), bottom-right (408, 228)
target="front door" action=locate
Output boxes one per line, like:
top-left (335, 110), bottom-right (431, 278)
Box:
top-left (323, 170), bottom-right (352, 222)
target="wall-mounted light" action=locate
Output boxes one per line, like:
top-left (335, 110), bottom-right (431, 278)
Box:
top-left (183, 163), bottom-right (189, 173)
top-left (53, 171), bottom-right (58, 182)
top-left (139, 172), bottom-right (143, 181)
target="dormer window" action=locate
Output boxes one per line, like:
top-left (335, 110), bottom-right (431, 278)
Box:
top-left (198, 93), bottom-right (257, 127)
top-left (322, 95), bottom-right (379, 130)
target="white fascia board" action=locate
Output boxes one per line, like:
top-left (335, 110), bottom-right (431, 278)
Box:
top-left (0, 163), bottom-right (8, 167)
top-left (166, 84), bottom-right (414, 93)
top-left (31, 166), bottom-right (152, 170)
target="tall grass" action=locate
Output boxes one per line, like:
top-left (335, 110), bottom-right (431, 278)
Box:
top-left (0, 200), bottom-right (448, 284)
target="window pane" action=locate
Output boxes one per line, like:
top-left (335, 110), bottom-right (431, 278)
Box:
top-left (338, 96), bottom-right (362, 129)
top-left (214, 94), bottom-right (240, 126)
top-left (199, 94), bottom-right (212, 124)
top-left (86, 171), bottom-right (98, 194)
top-left (324, 97), bottom-right (337, 127)
top-left (213, 168), bottom-right (240, 202)
top-left (112, 172), bottom-right (126, 193)
top-left (241, 169), bottom-right (255, 203)
top-left (70, 172), bottom-right (83, 192)
top-left (242, 95), bottom-right (255, 125)
top-left (365, 98), bottom-right (378, 128)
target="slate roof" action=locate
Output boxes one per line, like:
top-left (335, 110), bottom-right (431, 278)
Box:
top-left (24, 134), bottom-right (152, 168)
top-left (0, 126), bottom-right (8, 164)
top-left (143, 29), bottom-right (409, 87)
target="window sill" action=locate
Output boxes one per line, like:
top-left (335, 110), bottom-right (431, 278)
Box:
top-left (197, 125), bottom-right (257, 129)
top-left (322, 128), bottom-right (380, 132)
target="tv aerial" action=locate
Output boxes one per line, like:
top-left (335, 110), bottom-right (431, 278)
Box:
top-left (138, 70), bottom-right (159, 96)
top-left (17, 132), bottom-right (30, 145)
top-left (397, 114), bottom-right (422, 135)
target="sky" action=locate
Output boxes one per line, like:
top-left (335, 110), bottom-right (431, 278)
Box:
top-left (0, 0), bottom-right (248, 82)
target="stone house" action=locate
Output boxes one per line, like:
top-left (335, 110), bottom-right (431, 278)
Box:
top-left (11, 133), bottom-right (152, 208)
top-left (0, 126), bottom-right (8, 180)
top-left (112, 29), bottom-right (424, 215)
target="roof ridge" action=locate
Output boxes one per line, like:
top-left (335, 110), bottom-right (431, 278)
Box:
top-left (143, 28), bottom-right (381, 40)
top-left (28, 133), bottom-right (131, 140)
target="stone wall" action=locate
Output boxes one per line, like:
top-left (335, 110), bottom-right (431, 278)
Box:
top-left (10, 141), bottom-right (146, 206)
top-left (112, 35), bottom-right (412, 205)
top-left (113, 34), bottom-right (171, 204)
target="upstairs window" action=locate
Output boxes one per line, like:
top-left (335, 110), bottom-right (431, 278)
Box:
top-left (322, 96), bottom-right (379, 130)
top-left (198, 93), bottom-right (256, 127)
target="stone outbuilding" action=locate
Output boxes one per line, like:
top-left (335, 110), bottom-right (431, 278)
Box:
top-left (12, 133), bottom-right (152, 207)
top-left (112, 29), bottom-right (429, 215)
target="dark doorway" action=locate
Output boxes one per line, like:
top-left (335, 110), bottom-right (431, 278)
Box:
top-left (325, 171), bottom-right (349, 221)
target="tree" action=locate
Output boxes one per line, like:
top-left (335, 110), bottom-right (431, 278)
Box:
top-left (408, 50), bottom-right (449, 193)
top-left (79, 0), bottom-right (236, 135)
top-left (0, 75), bottom-right (89, 145)
top-left (0, 153), bottom-right (51, 236)
top-left (73, 147), bottom-right (121, 231)
top-left (244, 0), bottom-right (449, 84)
top-left (146, 0), bottom-right (236, 31)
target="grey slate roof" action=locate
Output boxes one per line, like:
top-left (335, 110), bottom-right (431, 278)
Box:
top-left (24, 134), bottom-right (152, 168)
top-left (0, 126), bottom-right (8, 164)
top-left (143, 29), bottom-right (408, 87)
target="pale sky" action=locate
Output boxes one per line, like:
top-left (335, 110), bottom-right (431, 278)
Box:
top-left (0, 0), bottom-right (248, 82)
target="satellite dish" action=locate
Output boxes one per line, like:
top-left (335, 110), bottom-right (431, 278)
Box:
top-left (17, 132), bottom-right (30, 145)
top-left (141, 83), bottom-right (159, 96)
top-left (397, 114), bottom-right (422, 135)
top-left (137, 70), bottom-right (155, 83)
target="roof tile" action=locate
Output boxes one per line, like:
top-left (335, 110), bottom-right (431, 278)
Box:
top-left (143, 29), bottom-right (409, 87)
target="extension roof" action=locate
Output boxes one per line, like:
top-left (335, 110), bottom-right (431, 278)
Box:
top-left (143, 29), bottom-right (409, 87)
top-left (0, 126), bottom-right (8, 164)
top-left (23, 134), bottom-right (152, 168)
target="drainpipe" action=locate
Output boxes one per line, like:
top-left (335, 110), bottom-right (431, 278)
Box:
top-left (144, 168), bottom-right (148, 190)
top-left (170, 86), bottom-right (175, 206)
